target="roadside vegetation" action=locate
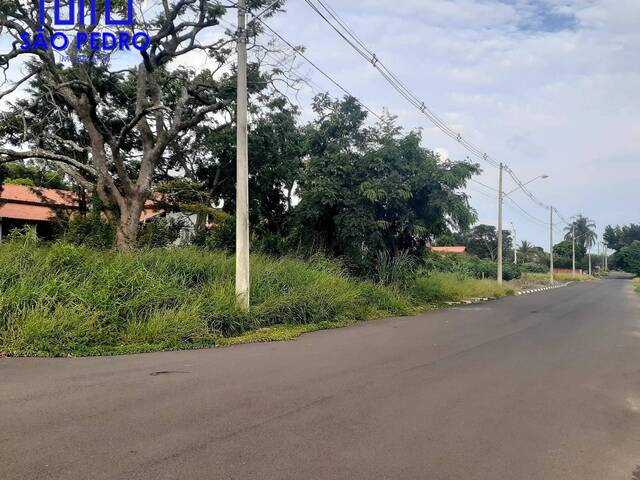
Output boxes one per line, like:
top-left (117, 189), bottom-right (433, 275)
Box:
top-left (511, 272), bottom-right (594, 290)
top-left (0, 240), bottom-right (515, 357)
top-left (634, 278), bottom-right (640, 293)
top-left (0, 0), bottom-right (599, 356)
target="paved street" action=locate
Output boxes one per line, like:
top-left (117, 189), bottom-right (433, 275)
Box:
top-left (2, 278), bottom-right (639, 480)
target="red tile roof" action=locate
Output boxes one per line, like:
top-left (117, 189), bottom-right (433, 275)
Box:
top-left (0, 184), bottom-right (80, 221)
top-left (0, 184), bottom-right (164, 222)
top-left (0, 183), bottom-right (79, 206)
top-left (431, 246), bottom-right (467, 254)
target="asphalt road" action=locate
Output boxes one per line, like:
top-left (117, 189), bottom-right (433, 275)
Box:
top-left (2, 278), bottom-right (640, 480)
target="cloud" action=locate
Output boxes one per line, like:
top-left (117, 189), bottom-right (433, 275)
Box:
top-left (271, 0), bottom-right (640, 246)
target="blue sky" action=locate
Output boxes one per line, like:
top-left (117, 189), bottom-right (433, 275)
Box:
top-left (263, 0), bottom-right (640, 249)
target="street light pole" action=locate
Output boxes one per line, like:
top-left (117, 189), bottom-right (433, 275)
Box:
top-left (549, 206), bottom-right (554, 284)
top-left (572, 224), bottom-right (576, 277)
top-left (497, 171), bottom-right (547, 285)
top-left (511, 222), bottom-right (517, 264)
top-left (235, 0), bottom-right (250, 310)
top-left (497, 163), bottom-right (504, 285)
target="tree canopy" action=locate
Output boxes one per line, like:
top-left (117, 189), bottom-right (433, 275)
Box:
top-left (292, 95), bottom-right (478, 270)
top-left (0, 0), bottom-right (286, 250)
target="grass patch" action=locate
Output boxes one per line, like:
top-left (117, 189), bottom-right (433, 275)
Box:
top-left (0, 243), bottom-right (514, 357)
top-left (634, 278), bottom-right (640, 293)
top-left (413, 272), bottom-right (514, 303)
top-left (520, 272), bottom-right (594, 285)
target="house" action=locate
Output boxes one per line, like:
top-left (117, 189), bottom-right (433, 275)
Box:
top-left (0, 183), bottom-right (164, 242)
top-left (0, 184), bottom-right (81, 240)
top-left (430, 246), bottom-right (467, 254)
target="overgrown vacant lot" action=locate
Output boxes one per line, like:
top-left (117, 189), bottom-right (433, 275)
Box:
top-left (513, 271), bottom-right (594, 289)
top-left (0, 242), bottom-right (514, 357)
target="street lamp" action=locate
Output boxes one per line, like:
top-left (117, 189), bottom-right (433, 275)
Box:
top-left (497, 170), bottom-right (549, 285)
top-left (505, 174), bottom-right (549, 197)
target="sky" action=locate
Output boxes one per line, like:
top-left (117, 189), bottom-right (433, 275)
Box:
top-left (2, 0), bottom-right (638, 250)
top-left (261, 0), bottom-right (640, 249)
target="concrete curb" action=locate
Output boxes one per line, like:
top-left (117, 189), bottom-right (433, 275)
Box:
top-left (516, 282), bottom-right (570, 296)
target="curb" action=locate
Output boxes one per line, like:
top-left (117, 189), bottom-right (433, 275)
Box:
top-left (445, 297), bottom-right (496, 306)
top-left (516, 282), bottom-right (570, 296)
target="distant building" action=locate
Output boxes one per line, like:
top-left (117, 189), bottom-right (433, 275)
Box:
top-left (430, 246), bottom-right (467, 254)
top-left (0, 184), bottom-right (163, 242)
top-left (0, 184), bottom-right (81, 240)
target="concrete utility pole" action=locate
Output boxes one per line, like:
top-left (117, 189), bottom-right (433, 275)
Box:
top-left (549, 206), bottom-right (554, 284)
top-left (235, 0), bottom-right (250, 310)
top-left (588, 248), bottom-right (592, 276)
top-left (572, 224), bottom-right (576, 277)
top-left (511, 222), bottom-right (517, 264)
top-left (497, 163), bottom-right (504, 285)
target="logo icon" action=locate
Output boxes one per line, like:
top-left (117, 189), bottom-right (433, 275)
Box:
top-left (40, 0), bottom-right (134, 26)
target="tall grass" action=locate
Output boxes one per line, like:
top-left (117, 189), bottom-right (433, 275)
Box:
top-left (520, 272), bottom-right (594, 285)
top-left (0, 242), bottom-right (515, 356)
top-left (412, 272), bottom-right (514, 303)
top-left (0, 242), bottom-right (413, 356)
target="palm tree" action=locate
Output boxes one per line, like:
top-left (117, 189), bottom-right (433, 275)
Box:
top-left (564, 215), bottom-right (597, 274)
top-left (564, 215), bottom-right (597, 251)
top-left (518, 240), bottom-right (535, 263)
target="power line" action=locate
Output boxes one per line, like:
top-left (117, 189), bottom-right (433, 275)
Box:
top-left (505, 196), bottom-right (548, 227)
top-left (252, 17), bottom-right (384, 121)
top-left (302, 0), bottom-right (501, 168)
top-left (255, 4), bottom-right (574, 244)
top-left (469, 177), bottom-right (498, 192)
top-left (468, 186), bottom-right (495, 200)
top-left (303, 0), bottom-right (578, 228)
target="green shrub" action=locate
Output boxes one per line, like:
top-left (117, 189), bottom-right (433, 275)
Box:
top-left (422, 252), bottom-right (521, 280)
top-left (137, 217), bottom-right (185, 248)
top-left (520, 262), bottom-right (548, 273)
top-left (64, 214), bottom-right (116, 249)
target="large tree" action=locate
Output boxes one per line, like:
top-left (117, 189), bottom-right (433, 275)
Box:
top-left (0, 0), bottom-right (285, 250)
top-left (464, 224), bottom-right (513, 261)
top-left (169, 97), bottom-right (304, 237)
top-left (604, 224), bottom-right (640, 252)
top-left (293, 95), bottom-right (478, 269)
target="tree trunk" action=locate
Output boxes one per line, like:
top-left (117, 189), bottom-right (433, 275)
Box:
top-left (115, 197), bottom-right (145, 252)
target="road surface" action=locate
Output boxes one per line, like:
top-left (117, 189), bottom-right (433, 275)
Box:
top-left (1, 278), bottom-right (640, 479)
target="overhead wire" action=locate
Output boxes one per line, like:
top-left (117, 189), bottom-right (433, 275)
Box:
top-left (245, 2), bottom-right (578, 245)
top-left (251, 17), bottom-right (384, 121)
top-left (302, 0), bottom-right (501, 168)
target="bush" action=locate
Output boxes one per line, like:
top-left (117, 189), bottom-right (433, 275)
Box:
top-left (137, 217), bottom-right (185, 248)
top-left (520, 262), bottom-right (548, 273)
top-left (422, 252), bottom-right (521, 280)
top-left (64, 214), bottom-right (116, 249)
